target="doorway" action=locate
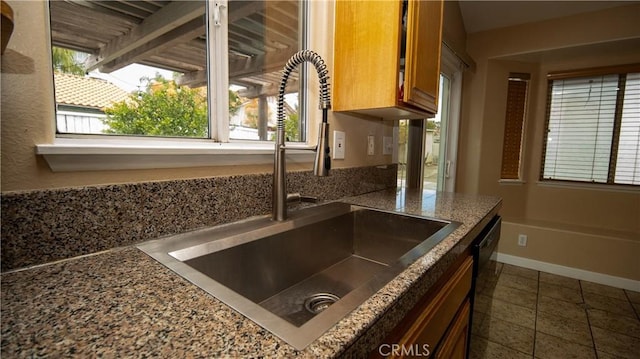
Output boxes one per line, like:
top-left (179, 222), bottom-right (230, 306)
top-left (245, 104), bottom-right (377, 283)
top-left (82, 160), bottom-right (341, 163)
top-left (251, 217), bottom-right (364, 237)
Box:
top-left (423, 73), bottom-right (450, 191)
top-left (397, 46), bottom-right (464, 192)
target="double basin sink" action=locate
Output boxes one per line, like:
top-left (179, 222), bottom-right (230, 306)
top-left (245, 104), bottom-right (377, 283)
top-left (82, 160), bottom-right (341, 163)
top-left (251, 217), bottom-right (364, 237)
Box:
top-left (138, 201), bottom-right (459, 349)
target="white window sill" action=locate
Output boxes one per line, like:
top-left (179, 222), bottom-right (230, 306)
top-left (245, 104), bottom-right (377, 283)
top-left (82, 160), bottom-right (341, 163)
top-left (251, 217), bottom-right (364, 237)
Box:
top-left (536, 180), bottom-right (639, 193)
top-left (36, 138), bottom-right (316, 172)
top-left (498, 179), bottom-right (526, 185)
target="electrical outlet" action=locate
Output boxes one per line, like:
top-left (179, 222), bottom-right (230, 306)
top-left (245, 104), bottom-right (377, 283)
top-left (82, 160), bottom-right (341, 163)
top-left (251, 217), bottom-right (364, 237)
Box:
top-left (518, 234), bottom-right (528, 247)
top-left (333, 131), bottom-right (345, 160)
top-left (367, 135), bottom-right (375, 156)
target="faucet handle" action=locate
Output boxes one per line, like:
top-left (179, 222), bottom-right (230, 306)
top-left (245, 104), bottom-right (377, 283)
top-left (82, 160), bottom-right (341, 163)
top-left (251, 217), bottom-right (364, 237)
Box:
top-left (286, 193), bottom-right (319, 204)
top-left (300, 196), bottom-right (319, 203)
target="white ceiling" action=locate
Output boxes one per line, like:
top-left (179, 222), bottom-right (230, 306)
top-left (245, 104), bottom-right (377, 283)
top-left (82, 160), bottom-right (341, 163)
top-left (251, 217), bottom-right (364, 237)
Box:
top-left (459, 0), bottom-right (637, 34)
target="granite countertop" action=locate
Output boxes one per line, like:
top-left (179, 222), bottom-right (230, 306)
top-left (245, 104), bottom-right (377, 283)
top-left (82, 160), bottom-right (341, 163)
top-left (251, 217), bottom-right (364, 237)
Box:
top-left (1, 189), bottom-right (501, 358)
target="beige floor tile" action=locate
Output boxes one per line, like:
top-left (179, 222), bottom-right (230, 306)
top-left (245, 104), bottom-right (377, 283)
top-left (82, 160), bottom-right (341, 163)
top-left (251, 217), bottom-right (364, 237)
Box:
top-left (474, 294), bottom-right (493, 315)
top-left (477, 275), bottom-right (500, 296)
top-left (477, 317), bottom-right (534, 355)
top-left (538, 272), bottom-right (581, 291)
top-left (625, 289), bottom-right (640, 304)
top-left (502, 264), bottom-right (539, 280)
top-left (537, 295), bottom-right (589, 324)
top-left (580, 280), bottom-right (628, 301)
top-left (469, 336), bottom-right (531, 359)
top-left (475, 266), bottom-right (640, 359)
top-left (539, 281), bottom-right (583, 303)
top-left (536, 311), bottom-right (593, 347)
top-left (483, 297), bottom-right (537, 329)
top-left (496, 272), bottom-right (538, 294)
top-left (587, 308), bottom-right (640, 338)
top-left (492, 284), bottom-right (538, 310)
top-left (596, 351), bottom-right (622, 359)
top-left (533, 331), bottom-right (596, 359)
top-left (472, 311), bottom-right (486, 335)
top-left (583, 291), bottom-right (637, 318)
top-left (591, 326), bottom-right (640, 359)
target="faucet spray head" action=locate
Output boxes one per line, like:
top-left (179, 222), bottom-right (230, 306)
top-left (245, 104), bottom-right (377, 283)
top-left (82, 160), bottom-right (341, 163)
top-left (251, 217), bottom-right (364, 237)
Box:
top-left (314, 119), bottom-right (331, 176)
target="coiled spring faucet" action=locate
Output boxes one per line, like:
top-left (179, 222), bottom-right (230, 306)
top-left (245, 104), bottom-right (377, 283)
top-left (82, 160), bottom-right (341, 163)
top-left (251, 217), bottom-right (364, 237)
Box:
top-left (273, 50), bottom-right (332, 221)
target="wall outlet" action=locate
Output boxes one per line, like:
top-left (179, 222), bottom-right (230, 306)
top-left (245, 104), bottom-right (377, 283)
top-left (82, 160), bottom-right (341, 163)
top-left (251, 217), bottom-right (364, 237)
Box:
top-left (367, 135), bottom-right (375, 156)
top-left (333, 131), bottom-right (345, 160)
top-left (518, 234), bottom-right (528, 247)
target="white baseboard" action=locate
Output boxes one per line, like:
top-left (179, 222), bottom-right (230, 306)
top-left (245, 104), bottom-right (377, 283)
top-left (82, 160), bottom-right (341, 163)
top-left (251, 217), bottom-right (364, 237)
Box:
top-left (494, 252), bottom-right (640, 292)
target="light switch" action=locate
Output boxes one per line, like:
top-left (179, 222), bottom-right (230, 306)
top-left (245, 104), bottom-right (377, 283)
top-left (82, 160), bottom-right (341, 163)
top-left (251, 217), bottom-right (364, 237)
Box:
top-left (383, 136), bottom-right (393, 155)
top-left (333, 131), bottom-right (345, 160)
top-left (367, 135), bottom-right (375, 156)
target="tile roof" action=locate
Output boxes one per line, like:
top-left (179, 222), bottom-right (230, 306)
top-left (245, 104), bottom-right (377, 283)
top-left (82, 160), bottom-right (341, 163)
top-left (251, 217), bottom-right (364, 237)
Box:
top-left (54, 72), bottom-right (130, 109)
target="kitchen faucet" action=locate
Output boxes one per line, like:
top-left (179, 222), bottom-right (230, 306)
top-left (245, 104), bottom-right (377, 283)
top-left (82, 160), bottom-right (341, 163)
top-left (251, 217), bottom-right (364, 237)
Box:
top-left (273, 50), bottom-right (332, 221)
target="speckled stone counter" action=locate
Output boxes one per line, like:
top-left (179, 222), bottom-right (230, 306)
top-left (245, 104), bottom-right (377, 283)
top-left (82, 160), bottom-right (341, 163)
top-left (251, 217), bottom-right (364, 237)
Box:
top-left (1, 165), bottom-right (396, 272)
top-left (1, 189), bottom-right (501, 358)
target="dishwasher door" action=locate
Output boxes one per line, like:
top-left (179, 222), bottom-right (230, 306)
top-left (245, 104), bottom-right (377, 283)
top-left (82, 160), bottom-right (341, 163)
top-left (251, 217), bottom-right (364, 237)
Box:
top-left (474, 215), bottom-right (501, 296)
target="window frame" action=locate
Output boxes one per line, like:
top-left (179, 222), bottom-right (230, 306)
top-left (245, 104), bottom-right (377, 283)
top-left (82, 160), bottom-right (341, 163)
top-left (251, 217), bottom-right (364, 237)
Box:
top-left (539, 64), bottom-right (640, 187)
top-left (39, 0), bottom-right (316, 172)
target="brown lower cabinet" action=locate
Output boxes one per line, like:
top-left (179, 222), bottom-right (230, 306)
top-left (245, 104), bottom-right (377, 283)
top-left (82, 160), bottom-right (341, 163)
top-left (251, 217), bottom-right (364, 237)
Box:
top-left (435, 299), bottom-right (471, 359)
top-left (372, 255), bottom-right (473, 358)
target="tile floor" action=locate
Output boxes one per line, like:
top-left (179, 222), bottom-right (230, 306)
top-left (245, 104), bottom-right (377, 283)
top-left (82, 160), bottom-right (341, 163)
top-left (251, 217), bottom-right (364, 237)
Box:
top-left (469, 263), bottom-right (640, 359)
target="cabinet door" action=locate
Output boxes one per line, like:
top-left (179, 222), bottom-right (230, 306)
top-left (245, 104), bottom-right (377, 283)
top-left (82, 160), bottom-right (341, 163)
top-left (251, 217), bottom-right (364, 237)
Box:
top-left (333, 0), bottom-right (401, 113)
top-left (404, 0), bottom-right (443, 114)
top-left (377, 256), bottom-right (472, 358)
top-left (435, 299), bottom-right (471, 359)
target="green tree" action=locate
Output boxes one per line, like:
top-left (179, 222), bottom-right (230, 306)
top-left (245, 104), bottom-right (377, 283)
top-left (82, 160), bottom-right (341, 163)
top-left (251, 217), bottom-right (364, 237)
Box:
top-left (104, 76), bottom-right (243, 137)
top-left (284, 112), bottom-right (300, 141)
top-left (426, 119), bottom-right (437, 130)
top-left (104, 76), bottom-right (208, 137)
top-left (52, 47), bottom-right (85, 75)
top-left (229, 90), bottom-right (242, 117)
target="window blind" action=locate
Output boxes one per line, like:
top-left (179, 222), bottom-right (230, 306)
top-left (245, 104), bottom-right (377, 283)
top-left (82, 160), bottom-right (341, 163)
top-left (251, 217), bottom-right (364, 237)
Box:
top-left (500, 75), bottom-right (529, 180)
top-left (543, 75), bottom-right (617, 183)
top-left (541, 66), bottom-right (640, 186)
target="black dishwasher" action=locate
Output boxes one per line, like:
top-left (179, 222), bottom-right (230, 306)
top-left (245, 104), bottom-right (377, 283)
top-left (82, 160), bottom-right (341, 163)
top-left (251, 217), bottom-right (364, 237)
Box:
top-left (473, 215), bottom-right (502, 297)
top-left (467, 215), bottom-right (502, 358)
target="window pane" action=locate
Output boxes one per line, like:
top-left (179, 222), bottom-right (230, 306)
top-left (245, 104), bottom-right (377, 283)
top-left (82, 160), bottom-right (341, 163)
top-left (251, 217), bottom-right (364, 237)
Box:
top-left (615, 72), bottom-right (640, 184)
top-left (227, 1), bottom-right (302, 142)
top-left (50, 1), bottom-right (209, 138)
top-left (543, 75), bottom-right (617, 183)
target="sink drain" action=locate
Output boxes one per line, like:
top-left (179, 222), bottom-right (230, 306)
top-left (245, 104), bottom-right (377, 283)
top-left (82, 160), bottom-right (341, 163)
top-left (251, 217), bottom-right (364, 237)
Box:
top-left (304, 293), bottom-right (340, 314)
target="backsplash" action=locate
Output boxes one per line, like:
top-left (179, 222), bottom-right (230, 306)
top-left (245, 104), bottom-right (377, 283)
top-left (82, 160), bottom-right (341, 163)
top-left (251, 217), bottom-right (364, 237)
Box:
top-left (1, 165), bottom-right (397, 272)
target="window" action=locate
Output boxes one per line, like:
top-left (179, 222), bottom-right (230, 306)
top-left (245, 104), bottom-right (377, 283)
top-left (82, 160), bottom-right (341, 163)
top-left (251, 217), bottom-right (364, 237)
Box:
top-left (541, 65), bottom-right (640, 185)
top-left (500, 73), bottom-right (529, 180)
top-left (48, 0), bottom-right (305, 143)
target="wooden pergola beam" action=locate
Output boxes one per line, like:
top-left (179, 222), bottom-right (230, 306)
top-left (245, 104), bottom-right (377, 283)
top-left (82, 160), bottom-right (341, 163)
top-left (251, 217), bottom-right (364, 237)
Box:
top-left (177, 49), bottom-right (294, 87)
top-left (84, 1), bottom-right (205, 72)
top-left (100, 16), bottom-right (206, 73)
top-left (238, 81), bottom-right (299, 98)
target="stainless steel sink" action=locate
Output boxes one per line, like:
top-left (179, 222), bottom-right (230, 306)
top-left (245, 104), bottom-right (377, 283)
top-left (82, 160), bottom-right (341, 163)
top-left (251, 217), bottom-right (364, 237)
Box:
top-left (137, 202), bottom-right (459, 349)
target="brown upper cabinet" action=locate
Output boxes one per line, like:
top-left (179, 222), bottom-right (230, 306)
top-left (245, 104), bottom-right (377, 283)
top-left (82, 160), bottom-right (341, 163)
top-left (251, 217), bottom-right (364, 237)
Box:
top-left (333, 0), bottom-right (443, 120)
